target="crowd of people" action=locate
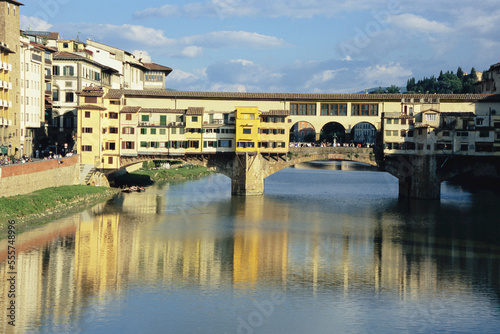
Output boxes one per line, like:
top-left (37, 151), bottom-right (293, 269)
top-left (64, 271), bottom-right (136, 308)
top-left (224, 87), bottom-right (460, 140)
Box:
top-left (0, 148), bottom-right (75, 166)
top-left (290, 141), bottom-right (375, 148)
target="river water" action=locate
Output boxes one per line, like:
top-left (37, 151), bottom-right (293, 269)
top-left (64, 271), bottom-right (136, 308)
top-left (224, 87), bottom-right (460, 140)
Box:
top-left (1, 161), bottom-right (500, 334)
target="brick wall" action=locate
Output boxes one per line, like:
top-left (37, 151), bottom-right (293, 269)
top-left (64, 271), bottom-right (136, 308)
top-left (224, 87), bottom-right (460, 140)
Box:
top-left (0, 155), bottom-right (80, 197)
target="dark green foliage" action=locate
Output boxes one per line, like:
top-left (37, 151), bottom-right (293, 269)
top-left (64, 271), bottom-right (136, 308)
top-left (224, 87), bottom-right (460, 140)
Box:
top-left (406, 67), bottom-right (478, 94)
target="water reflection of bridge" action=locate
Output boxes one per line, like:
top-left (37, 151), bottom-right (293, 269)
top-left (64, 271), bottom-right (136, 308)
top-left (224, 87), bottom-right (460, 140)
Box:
top-left (1, 189), bottom-right (499, 332)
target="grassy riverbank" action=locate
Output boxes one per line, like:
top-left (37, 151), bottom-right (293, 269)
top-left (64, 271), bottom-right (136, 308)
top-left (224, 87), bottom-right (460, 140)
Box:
top-left (114, 164), bottom-right (214, 186)
top-left (0, 185), bottom-right (118, 238)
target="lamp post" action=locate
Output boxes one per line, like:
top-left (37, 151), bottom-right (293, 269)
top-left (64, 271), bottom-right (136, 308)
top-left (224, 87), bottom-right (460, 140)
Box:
top-left (55, 142), bottom-right (58, 156)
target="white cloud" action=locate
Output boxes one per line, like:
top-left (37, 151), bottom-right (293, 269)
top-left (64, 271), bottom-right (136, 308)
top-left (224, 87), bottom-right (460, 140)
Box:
top-left (132, 50), bottom-right (152, 63)
top-left (135, 0), bottom-right (391, 19)
top-left (181, 46), bottom-right (204, 58)
top-left (391, 14), bottom-right (452, 34)
top-left (133, 4), bottom-right (179, 19)
top-left (20, 15), bottom-right (53, 31)
top-left (181, 31), bottom-right (288, 49)
top-left (358, 63), bottom-right (413, 87)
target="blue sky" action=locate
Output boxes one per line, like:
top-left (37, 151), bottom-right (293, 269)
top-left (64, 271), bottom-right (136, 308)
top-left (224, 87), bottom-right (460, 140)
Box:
top-left (19, 0), bottom-right (500, 93)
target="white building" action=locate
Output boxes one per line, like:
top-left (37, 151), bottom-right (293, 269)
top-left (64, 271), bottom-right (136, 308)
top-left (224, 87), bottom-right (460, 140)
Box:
top-left (19, 36), bottom-right (45, 156)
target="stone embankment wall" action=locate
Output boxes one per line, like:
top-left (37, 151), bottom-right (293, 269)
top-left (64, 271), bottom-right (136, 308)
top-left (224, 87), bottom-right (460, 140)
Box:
top-left (0, 156), bottom-right (80, 197)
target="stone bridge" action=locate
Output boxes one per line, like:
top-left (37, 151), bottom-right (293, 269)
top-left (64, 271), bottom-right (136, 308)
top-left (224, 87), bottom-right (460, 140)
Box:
top-left (118, 147), bottom-right (378, 196)
top-left (116, 147), bottom-right (500, 199)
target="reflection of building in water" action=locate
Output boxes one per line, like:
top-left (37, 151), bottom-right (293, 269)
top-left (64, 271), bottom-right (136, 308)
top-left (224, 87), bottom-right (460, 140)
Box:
top-left (120, 191), bottom-right (165, 214)
top-left (295, 161), bottom-right (377, 172)
top-left (2, 194), bottom-right (500, 332)
top-left (232, 196), bottom-right (289, 286)
top-left (0, 215), bottom-right (80, 333)
top-left (75, 212), bottom-right (121, 295)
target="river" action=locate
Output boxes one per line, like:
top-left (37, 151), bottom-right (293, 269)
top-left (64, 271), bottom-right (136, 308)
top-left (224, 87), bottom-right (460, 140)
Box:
top-left (1, 161), bottom-right (499, 333)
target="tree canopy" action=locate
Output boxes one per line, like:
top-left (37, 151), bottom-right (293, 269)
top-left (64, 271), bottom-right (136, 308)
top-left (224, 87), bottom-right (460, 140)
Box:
top-left (406, 67), bottom-right (478, 94)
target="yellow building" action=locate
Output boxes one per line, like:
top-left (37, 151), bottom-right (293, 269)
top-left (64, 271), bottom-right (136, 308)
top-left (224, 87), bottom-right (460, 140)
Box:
top-left (0, 42), bottom-right (13, 155)
top-left (235, 106), bottom-right (261, 153)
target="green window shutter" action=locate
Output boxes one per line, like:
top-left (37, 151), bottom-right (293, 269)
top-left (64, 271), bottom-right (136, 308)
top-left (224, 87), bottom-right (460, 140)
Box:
top-left (160, 115), bottom-right (167, 126)
top-left (204, 141), bottom-right (207, 148)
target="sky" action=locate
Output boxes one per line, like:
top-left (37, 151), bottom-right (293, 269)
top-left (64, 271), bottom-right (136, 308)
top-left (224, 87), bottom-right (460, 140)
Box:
top-left (19, 0), bottom-right (500, 93)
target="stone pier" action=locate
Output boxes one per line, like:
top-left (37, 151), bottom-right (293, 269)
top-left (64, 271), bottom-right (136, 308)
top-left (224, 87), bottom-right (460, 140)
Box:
top-left (231, 153), bottom-right (265, 196)
top-left (395, 155), bottom-right (441, 200)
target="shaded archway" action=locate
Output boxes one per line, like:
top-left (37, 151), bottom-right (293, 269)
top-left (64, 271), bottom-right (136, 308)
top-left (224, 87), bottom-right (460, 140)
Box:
top-left (290, 121), bottom-right (316, 142)
top-left (319, 122), bottom-right (346, 144)
top-left (352, 122), bottom-right (377, 145)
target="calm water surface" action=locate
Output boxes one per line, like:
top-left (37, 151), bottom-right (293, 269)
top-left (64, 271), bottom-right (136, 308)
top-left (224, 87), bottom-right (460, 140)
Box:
top-left (1, 161), bottom-right (500, 334)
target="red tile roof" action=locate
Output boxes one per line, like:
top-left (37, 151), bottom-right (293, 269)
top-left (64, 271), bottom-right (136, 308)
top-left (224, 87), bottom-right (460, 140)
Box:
top-left (186, 107), bottom-right (204, 115)
top-left (76, 104), bottom-right (107, 110)
top-left (108, 89), bottom-right (500, 102)
top-left (121, 106), bottom-right (141, 113)
top-left (142, 63), bottom-right (173, 73)
top-left (262, 110), bottom-right (290, 116)
top-left (6, 0), bottom-right (24, 6)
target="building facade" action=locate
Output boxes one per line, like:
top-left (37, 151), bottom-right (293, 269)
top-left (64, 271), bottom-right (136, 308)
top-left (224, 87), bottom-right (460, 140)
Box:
top-left (0, 0), bottom-right (22, 157)
top-left (75, 89), bottom-right (500, 170)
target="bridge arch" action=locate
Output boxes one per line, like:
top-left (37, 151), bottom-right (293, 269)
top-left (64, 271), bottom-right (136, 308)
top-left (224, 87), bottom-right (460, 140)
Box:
top-left (351, 121), bottom-right (377, 145)
top-left (319, 122), bottom-right (347, 144)
top-left (290, 121), bottom-right (316, 142)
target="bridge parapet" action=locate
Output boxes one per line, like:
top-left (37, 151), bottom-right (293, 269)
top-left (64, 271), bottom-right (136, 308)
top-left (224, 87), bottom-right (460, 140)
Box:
top-left (288, 147), bottom-right (377, 166)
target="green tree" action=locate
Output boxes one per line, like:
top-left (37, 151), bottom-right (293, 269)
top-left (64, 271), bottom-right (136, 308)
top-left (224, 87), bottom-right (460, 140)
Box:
top-left (386, 85), bottom-right (401, 93)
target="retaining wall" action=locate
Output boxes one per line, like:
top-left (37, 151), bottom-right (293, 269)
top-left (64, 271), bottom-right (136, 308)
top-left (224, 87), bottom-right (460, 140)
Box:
top-left (0, 156), bottom-right (80, 197)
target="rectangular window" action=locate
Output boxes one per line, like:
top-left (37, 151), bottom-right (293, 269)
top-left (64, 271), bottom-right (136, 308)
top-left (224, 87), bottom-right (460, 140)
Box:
top-left (140, 128), bottom-right (147, 135)
top-left (82, 127), bottom-right (93, 133)
top-left (160, 115), bottom-right (167, 126)
top-left (172, 128), bottom-right (177, 134)
top-left (320, 103), bottom-right (348, 116)
top-left (125, 114), bottom-right (132, 120)
top-left (63, 66), bottom-right (74, 76)
top-left (140, 141), bottom-right (147, 148)
top-left (290, 103), bottom-right (316, 116)
top-left (122, 127), bottom-right (135, 134)
top-left (108, 157), bottom-right (113, 165)
top-left (85, 96), bottom-right (97, 103)
top-left (243, 128), bottom-right (252, 134)
top-left (65, 92), bottom-right (74, 102)
top-left (105, 142), bottom-right (116, 151)
top-left (142, 115), bottom-right (149, 122)
top-left (109, 112), bottom-right (118, 119)
top-left (192, 116), bottom-right (198, 122)
top-left (82, 145), bottom-right (92, 152)
top-left (109, 127), bottom-right (118, 134)
top-left (150, 128), bottom-right (156, 135)
top-left (218, 140), bottom-right (232, 148)
top-left (386, 119), bottom-right (392, 124)
top-left (160, 129), bottom-right (166, 135)
top-left (385, 130), bottom-right (392, 136)
top-left (351, 104), bottom-right (378, 116)
top-left (53, 66), bottom-right (60, 76)
top-left (426, 114), bottom-right (437, 122)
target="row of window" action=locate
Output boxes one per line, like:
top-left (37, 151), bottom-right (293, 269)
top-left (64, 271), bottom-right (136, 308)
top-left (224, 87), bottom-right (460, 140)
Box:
top-left (291, 103), bottom-right (379, 116)
top-left (53, 91), bottom-right (75, 102)
top-left (237, 142), bottom-right (286, 148)
top-left (83, 140), bottom-right (288, 152)
top-left (385, 142), bottom-right (494, 153)
top-left (84, 111), bottom-right (118, 118)
top-left (386, 118), bottom-right (409, 125)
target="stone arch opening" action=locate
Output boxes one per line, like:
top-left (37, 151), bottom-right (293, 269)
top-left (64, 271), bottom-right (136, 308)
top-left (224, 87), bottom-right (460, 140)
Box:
top-left (290, 121), bottom-right (316, 143)
top-left (319, 122), bottom-right (346, 145)
top-left (352, 122), bottom-right (377, 146)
